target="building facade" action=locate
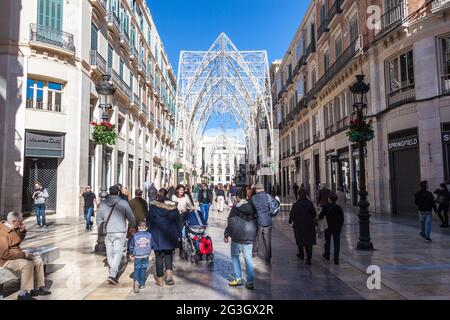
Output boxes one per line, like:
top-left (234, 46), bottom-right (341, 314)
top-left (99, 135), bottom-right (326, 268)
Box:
top-left (272, 0), bottom-right (450, 215)
top-left (0, 0), bottom-right (177, 218)
top-left (195, 135), bottom-right (246, 185)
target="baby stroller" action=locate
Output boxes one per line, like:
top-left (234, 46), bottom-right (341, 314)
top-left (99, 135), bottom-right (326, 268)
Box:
top-left (181, 210), bottom-right (214, 264)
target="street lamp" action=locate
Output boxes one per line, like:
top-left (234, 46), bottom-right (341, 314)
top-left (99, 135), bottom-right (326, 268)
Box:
top-left (94, 74), bottom-right (116, 254)
top-left (349, 74), bottom-right (374, 251)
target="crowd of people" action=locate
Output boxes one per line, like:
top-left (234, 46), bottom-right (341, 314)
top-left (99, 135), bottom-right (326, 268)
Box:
top-left (1, 177), bottom-right (449, 299)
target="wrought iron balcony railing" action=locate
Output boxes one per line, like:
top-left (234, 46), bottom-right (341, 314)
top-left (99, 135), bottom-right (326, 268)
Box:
top-left (305, 40), bottom-right (316, 58)
top-left (133, 94), bottom-right (141, 109)
top-left (328, 0), bottom-right (343, 24)
top-left (120, 30), bottom-right (130, 48)
top-left (432, 0), bottom-right (450, 10)
top-left (89, 50), bottom-right (107, 73)
top-left (110, 69), bottom-right (131, 99)
top-left (387, 83), bottom-right (416, 107)
top-left (30, 23), bottom-right (75, 53)
top-left (130, 46), bottom-right (138, 60)
top-left (106, 11), bottom-right (120, 33)
top-left (380, 1), bottom-right (407, 33)
top-left (26, 99), bottom-right (64, 112)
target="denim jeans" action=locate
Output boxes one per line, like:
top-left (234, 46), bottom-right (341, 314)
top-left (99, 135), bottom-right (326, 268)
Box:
top-left (134, 257), bottom-right (149, 286)
top-left (200, 203), bottom-right (210, 223)
top-left (324, 230), bottom-right (341, 260)
top-left (231, 242), bottom-right (254, 283)
top-left (34, 204), bottom-right (46, 226)
top-left (105, 233), bottom-right (126, 278)
top-left (84, 207), bottom-right (94, 229)
top-left (419, 211), bottom-right (432, 239)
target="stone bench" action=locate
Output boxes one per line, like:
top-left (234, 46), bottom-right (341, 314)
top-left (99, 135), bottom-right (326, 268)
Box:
top-left (0, 246), bottom-right (60, 298)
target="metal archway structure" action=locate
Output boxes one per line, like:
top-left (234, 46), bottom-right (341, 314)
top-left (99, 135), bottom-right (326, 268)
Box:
top-left (176, 33), bottom-right (274, 170)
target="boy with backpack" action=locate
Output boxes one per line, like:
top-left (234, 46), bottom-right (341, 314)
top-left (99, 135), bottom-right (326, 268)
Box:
top-left (129, 220), bottom-right (152, 293)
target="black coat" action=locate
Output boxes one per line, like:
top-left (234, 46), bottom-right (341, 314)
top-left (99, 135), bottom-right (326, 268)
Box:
top-left (198, 189), bottom-right (213, 204)
top-left (319, 203), bottom-right (344, 233)
top-left (224, 202), bottom-right (257, 244)
top-left (289, 198), bottom-right (317, 246)
top-left (415, 188), bottom-right (437, 212)
top-left (147, 201), bottom-right (182, 251)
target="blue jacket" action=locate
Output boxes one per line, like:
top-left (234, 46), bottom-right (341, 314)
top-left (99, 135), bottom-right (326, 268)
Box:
top-left (251, 191), bottom-right (272, 227)
top-left (129, 231), bottom-right (152, 258)
top-left (147, 201), bottom-right (182, 251)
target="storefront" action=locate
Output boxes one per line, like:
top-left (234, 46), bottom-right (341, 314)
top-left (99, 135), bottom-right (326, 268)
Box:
top-left (442, 123), bottom-right (450, 181)
top-left (388, 128), bottom-right (420, 215)
top-left (326, 150), bottom-right (337, 192)
top-left (337, 147), bottom-right (351, 200)
top-left (22, 131), bottom-right (65, 213)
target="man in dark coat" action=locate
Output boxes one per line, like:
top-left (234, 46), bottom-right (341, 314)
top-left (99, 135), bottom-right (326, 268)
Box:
top-left (319, 193), bottom-right (344, 264)
top-left (289, 189), bottom-right (317, 265)
top-left (415, 181), bottom-right (437, 242)
top-left (293, 183), bottom-right (300, 200)
top-left (224, 188), bottom-right (257, 289)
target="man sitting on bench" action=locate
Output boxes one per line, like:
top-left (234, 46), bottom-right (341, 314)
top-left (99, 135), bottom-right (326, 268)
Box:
top-left (0, 211), bottom-right (51, 300)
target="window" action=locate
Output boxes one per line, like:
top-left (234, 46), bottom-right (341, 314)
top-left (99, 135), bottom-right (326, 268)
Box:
top-left (441, 37), bottom-right (450, 94)
top-left (335, 35), bottom-right (343, 58)
top-left (108, 45), bottom-right (113, 69)
top-left (349, 15), bottom-right (359, 43)
top-left (26, 78), bottom-right (63, 112)
top-left (386, 50), bottom-right (414, 93)
top-left (323, 50), bottom-right (329, 72)
top-left (311, 67), bottom-right (317, 88)
top-left (297, 79), bottom-right (303, 101)
top-left (130, 74), bottom-right (134, 93)
top-left (91, 24), bottom-right (98, 51)
top-left (119, 59), bottom-right (124, 79)
top-left (296, 39), bottom-right (303, 61)
top-left (37, 0), bottom-right (63, 30)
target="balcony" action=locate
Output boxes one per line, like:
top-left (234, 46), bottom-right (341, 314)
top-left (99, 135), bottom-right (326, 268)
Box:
top-left (149, 112), bottom-right (155, 124)
top-left (379, 1), bottom-right (407, 34)
top-left (138, 58), bottom-right (146, 76)
top-left (298, 143), bottom-right (304, 153)
top-left (305, 41), bottom-right (316, 59)
top-left (106, 11), bottom-right (120, 35)
top-left (304, 138), bottom-right (310, 148)
top-left (328, 0), bottom-right (343, 25)
top-left (89, 0), bottom-right (107, 13)
top-left (120, 30), bottom-right (130, 49)
top-left (132, 93), bottom-right (141, 110)
top-left (314, 36), bottom-right (361, 94)
top-left (130, 46), bottom-right (138, 61)
top-left (110, 69), bottom-right (131, 99)
top-left (26, 99), bottom-right (64, 113)
top-left (146, 69), bottom-right (154, 86)
top-left (325, 125), bottom-right (334, 138)
top-left (336, 117), bottom-right (348, 132)
top-left (432, 0), bottom-right (450, 11)
top-left (141, 102), bottom-right (148, 115)
top-left (29, 23), bottom-right (75, 54)
top-left (387, 83), bottom-right (416, 107)
top-left (442, 74), bottom-right (450, 95)
top-left (89, 50), bottom-right (107, 73)
top-left (318, 22), bottom-right (329, 41)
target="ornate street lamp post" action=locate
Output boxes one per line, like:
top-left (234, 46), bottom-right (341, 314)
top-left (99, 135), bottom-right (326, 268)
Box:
top-left (94, 74), bottom-right (116, 254)
top-left (349, 74), bottom-right (374, 251)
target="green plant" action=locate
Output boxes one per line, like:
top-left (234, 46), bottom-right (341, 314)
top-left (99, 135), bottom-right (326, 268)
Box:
top-left (192, 170), bottom-right (198, 177)
top-left (173, 162), bottom-right (183, 170)
top-left (91, 121), bottom-right (117, 146)
top-left (346, 117), bottom-right (374, 143)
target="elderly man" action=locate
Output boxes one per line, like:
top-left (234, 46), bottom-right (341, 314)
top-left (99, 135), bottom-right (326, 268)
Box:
top-left (0, 211), bottom-right (51, 300)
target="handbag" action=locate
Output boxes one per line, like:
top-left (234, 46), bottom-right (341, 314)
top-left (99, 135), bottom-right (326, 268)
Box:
top-left (99, 201), bottom-right (119, 237)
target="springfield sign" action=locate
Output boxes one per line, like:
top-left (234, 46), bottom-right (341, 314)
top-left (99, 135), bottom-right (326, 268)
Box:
top-left (388, 135), bottom-right (418, 151)
top-left (25, 131), bottom-right (64, 158)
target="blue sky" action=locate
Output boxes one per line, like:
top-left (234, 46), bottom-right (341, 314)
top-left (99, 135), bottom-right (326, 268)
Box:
top-left (146, 0), bottom-right (308, 133)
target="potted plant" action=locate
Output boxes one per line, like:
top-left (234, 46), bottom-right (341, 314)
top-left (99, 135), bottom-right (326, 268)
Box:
top-left (346, 117), bottom-right (374, 143)
top-left (91, 121), bottom-right (117, 146)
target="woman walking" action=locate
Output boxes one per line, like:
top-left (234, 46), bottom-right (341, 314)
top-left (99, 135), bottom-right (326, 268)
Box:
top-left (319, 193), bottom-right (344, 264)
top-left (147, 189), bottom-right (182, 286)
top-left (172, 184), bottom-right (195, 219)
top-left (434, 183), bottom-right (450, 228)
top-left (288, 189), bottom-right (316, 265)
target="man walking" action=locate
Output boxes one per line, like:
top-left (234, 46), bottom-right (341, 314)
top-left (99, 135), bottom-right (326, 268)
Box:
top-left (80, 186), bottom-right (98, 231)
top-left (415, 181), bottom-right (437, 242)
top-left (198, 183), bottom-right (213, 223)
top-left (97, 185), bottom-right (136, 284)
top-left (293, 183), bottom-right (300, 201)
top-left (230, 183), bottom-right (238, 205)
top-left (251, 183), bottom-right (275, 264)
top-left (32, 182), bottom-right (49, 228)
top-left (224, 188), bottom-right (257, 290)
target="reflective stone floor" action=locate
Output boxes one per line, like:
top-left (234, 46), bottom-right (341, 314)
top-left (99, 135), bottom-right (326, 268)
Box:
top-left (4, 198), bottom-right (450, 300)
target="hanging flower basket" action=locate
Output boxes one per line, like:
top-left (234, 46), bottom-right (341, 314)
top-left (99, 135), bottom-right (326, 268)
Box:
top-left (91, 121), bottom-right (117, 146)
top-left (346, 117), bottom-right (374, 143)
top-left (192, 170), bottom-right (198, 177)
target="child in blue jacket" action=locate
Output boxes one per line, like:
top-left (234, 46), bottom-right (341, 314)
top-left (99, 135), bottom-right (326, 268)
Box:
top-left (129, 220), bottom-right (152, 293)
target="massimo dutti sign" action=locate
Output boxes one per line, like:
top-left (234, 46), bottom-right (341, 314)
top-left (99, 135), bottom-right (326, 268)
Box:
top-left (388, 135), bottom-right (419, 151)
top-left (25, 131), bottom-right (65, 158)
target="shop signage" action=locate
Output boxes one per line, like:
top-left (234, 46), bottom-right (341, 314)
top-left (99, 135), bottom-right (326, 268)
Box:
top-left (388, 135), bottom-right (419, 151)
top-left (443, 131), bottom-right (450, 144)
top-left (25, 131), bottom-right (64, 158)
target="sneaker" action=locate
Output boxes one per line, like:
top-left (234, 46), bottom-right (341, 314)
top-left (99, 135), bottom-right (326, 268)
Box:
top-left (17, 293), bottom-right (36, 300)
top-left (245, 282), bottom-right (254, 290)
top-left (133, 281), bottom-right (140, 293)
top-left (228, 279), bottom-right (243, 287)
top-left (139, 285), bottom-right (145, 291)
top-left (107, 276), bottom-right (118, 285)
top-left (30, 288), bottom-right (51, 296)
top-left (322, 253), bottom-right (330, 261)
top-left (419, 232), bottom-right (425, 238)
top-left (426, 238), bottom-right (432, 242)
